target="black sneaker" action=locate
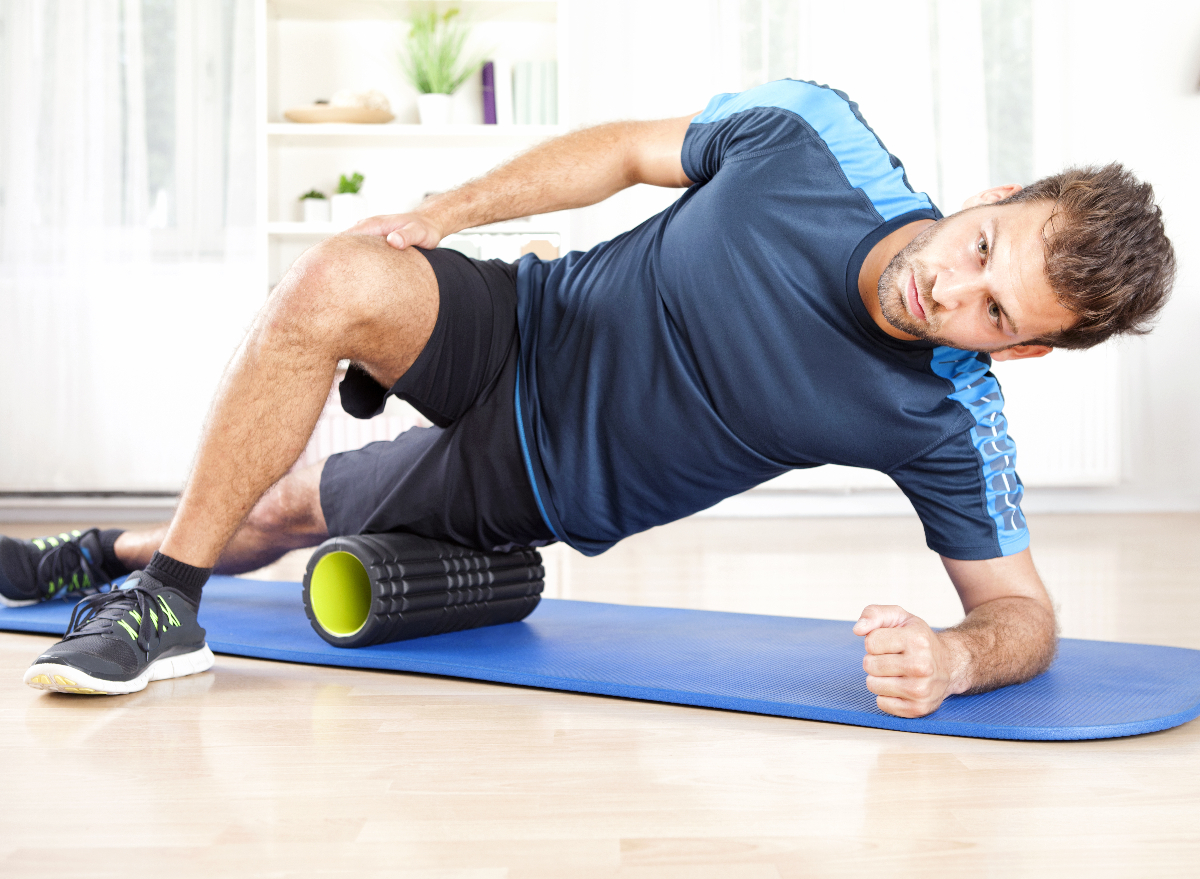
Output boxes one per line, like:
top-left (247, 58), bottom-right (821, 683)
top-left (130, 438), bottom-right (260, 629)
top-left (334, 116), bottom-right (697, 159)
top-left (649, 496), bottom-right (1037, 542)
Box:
top-left (23, 571), bottom-right (214, 695)
top-left (0, 528), bottom-right (112, 607)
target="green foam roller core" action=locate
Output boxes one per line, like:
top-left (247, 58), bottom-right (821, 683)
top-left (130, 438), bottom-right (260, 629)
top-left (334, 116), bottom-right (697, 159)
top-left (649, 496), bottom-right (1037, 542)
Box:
top-left (309, 551), bottom-right (372, 636)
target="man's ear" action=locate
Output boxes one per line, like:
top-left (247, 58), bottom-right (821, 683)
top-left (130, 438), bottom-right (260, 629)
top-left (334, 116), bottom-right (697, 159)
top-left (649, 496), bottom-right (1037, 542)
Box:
top-left (991, 344), bottom-right (1052, 362)
top-left (961, 183), bottom-right (1023, 210)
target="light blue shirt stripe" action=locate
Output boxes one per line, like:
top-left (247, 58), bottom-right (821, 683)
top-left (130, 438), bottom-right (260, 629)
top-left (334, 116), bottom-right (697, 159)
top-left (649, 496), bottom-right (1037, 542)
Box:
top-left (930, 346), bottom-right (1030, 557)
top-left (694, 80), bottom-right (933, 222)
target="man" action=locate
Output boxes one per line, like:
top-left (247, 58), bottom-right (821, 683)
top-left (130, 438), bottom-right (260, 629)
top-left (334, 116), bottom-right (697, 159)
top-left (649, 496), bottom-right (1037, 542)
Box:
top-left (1, 80), bottom-right (1175, 717)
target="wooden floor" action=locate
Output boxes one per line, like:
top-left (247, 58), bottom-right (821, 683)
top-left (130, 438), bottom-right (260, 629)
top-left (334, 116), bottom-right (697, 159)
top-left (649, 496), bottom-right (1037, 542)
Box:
top-left (1, 513), bottom-right (1198, 877)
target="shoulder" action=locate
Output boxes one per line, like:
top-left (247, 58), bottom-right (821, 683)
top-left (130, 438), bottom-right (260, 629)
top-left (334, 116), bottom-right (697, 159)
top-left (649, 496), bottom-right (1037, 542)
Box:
top-left (695, 80), bottom-right (861, 126)
top-left (686, 80), bottom-right (934, 222)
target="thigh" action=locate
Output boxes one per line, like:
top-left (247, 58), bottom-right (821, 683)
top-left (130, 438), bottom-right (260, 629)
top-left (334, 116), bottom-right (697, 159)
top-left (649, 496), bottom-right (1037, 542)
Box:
top-left (339, 248), bottom-right (519, 427)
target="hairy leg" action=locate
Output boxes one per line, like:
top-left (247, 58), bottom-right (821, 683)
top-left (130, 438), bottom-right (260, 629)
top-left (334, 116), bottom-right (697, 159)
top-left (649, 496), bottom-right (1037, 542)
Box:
top-left (157, 234), bottom-right (438, 570)
top-left (114, 460), bottom-right (330, 575)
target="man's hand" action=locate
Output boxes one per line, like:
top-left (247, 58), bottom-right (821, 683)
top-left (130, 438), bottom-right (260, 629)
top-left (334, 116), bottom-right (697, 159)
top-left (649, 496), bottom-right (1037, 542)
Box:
top-left (853, 604), bottom-right (966, 718)
top-left (851, 552), bottom-right (1057, 719)
top-left (346, 212), bottom-right (446, 251)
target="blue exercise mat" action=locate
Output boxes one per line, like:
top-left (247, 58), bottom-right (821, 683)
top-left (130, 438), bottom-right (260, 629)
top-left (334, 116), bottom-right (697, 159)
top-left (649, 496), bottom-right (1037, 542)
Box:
top-left (3, 575), bottom-right (1199, 741)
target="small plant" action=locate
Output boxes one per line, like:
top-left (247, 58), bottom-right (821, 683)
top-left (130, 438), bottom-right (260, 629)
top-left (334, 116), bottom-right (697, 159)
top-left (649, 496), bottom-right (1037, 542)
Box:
top-left (300, 189), bottom-right (326, 200)
top-left (400, 8), bottom-right (479, 95)
top-left (337, 173), bottom-right (364, 195)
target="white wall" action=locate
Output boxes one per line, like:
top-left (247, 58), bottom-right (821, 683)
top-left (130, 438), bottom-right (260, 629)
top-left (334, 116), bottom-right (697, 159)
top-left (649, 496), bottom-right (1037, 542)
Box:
top-left (1049, 0), bottom-right (1200, 512)
top-left (564, 0), bottom-right (1200, 515)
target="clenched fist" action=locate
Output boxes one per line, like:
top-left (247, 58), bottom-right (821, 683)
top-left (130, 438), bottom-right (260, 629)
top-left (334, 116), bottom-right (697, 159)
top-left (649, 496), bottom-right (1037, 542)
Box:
top-left (853, 604), bottom-right (967, 718)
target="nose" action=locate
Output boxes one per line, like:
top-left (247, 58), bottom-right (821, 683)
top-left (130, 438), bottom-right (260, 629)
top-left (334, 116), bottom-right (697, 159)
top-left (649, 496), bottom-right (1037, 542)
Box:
top-left (929, 273), bottom-right (979, 313)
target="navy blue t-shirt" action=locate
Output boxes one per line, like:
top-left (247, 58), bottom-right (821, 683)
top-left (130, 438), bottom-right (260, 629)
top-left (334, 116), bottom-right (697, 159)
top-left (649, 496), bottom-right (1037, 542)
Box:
top-left (513, 80), bottom-right (1029, 560)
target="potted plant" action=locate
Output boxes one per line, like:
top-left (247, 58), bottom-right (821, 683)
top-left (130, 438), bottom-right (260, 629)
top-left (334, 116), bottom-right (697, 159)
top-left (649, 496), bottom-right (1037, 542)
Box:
top-left (330, 172), bottom-right (367, 228)
top-left (299, 189), bottom-right (329, 224)
top-left (400, 8), bottom-right (479, 125)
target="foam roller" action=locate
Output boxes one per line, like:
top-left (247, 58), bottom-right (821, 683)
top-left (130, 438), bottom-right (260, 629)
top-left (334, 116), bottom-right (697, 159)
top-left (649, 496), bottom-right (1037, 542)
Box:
top-left (301, 533), bottom-right (544, 648)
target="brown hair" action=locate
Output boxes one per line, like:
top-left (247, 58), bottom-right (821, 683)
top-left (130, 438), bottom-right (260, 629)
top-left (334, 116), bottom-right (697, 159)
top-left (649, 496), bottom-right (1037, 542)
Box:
top-left (1000, 163), bottom-right (1175, 349)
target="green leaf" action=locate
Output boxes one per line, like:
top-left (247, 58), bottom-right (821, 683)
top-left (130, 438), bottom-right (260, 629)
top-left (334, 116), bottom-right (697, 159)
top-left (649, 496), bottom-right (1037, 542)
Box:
top-left (337, 172), bottom-right (364, 194)
top-left (399, 5), bottom-right (481, 95)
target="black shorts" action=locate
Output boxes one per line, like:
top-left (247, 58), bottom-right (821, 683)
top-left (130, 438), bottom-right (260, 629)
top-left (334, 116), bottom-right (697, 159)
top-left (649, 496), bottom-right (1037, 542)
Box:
top-left (318, 248), bottom-right (555, 552)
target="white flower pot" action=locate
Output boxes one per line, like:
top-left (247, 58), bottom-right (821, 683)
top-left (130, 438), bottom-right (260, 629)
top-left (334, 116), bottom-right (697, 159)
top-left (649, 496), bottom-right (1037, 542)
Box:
top-left (330, 193), bottom-right (368, 228)
top-left (302, 198), bottom-right (330, 224)
top-left (417, 93), bottom-right (452, 125)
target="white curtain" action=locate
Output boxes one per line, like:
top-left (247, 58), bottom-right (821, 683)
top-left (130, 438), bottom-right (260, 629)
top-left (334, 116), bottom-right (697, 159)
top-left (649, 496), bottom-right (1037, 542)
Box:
top-left (0, 0), bottom-right (259, 492)
top-left (730, 0), bottom-right (1033, 210)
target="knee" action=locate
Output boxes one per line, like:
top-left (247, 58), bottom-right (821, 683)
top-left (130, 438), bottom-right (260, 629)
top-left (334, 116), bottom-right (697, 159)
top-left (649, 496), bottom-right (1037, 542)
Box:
top-left (265, 234), bottom-right (382, 332)
top-left (256, 233), bottom-right (436, 368)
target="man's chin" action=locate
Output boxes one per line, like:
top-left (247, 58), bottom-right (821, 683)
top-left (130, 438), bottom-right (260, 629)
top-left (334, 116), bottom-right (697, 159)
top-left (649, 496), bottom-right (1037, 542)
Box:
top-left (880, 302), bottom-right (928, 340)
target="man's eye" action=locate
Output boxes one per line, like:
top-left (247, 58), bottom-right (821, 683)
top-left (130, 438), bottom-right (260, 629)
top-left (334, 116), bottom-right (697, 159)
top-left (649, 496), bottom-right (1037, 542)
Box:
top-left (977, 237), bottom-right (989, 258)
top-left (987, 300), bottom-right (1001, 324)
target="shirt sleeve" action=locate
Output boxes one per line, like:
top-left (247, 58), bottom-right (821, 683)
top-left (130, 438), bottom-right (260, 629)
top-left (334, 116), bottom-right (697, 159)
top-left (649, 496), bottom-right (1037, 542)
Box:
top-left (681, 80), bottom-right (935, 225)
top-left (889, 427), bottom-right (1030, 561)
top-left (889, 346), bottom-right (1031, 561)
top-left (682, 81), bottom-right (821, 185)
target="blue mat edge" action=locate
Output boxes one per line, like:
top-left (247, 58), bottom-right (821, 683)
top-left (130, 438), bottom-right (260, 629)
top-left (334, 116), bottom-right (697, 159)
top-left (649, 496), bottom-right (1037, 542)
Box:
top-left (6, 593), bottom-right (1200, 741)
top-left (199, 632), bottom-right (1200, 742)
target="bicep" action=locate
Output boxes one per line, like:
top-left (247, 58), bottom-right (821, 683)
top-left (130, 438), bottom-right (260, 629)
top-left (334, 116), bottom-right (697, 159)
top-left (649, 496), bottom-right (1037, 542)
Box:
top-left (940, 549), bottom-right (1053, 615)
top-left (625, 113), bottom-right (698, 189)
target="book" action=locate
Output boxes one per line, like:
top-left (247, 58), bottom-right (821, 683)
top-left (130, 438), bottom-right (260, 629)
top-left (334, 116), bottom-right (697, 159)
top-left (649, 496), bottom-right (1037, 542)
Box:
top-left (481, 61), bottom-right (496, 125)
top-left (529, 62), bottom-right (543, 125)
top-left (543, 60), bottom-right (558, 125)
top-left (494, 59), bottom-right (513, 125)
top-left (513, 60), bottom-right (558, 125)
top-left (513, 61), bottom-right (531, 124)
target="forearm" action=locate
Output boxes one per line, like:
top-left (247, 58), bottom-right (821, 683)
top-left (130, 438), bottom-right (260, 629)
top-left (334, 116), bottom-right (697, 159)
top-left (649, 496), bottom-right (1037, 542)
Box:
top-left (941, 596), bottom-right (1058, 696)
top-left (418, 119), bottom-right (691, 236)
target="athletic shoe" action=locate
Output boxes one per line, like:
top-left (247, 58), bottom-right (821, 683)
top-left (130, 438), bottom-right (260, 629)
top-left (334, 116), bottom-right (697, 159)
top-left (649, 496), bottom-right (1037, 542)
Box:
top-left (0, 528), bottom-right (112, 607)
top-left (23, 571), bottom-right (214, 695)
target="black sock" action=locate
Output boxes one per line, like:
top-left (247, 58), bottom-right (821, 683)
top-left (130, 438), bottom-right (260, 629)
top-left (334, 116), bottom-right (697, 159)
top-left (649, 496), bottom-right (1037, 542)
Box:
top-left (97, 529), bottom-right (133, 580)
top-left (143, 551), bottom-right (210, 607)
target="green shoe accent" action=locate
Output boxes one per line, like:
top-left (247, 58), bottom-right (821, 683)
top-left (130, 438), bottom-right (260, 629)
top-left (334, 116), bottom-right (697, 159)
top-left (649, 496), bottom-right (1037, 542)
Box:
top-left (157, 594), bottom-right (180, 627)
top-left (309, 551), bottom-right (372, 637)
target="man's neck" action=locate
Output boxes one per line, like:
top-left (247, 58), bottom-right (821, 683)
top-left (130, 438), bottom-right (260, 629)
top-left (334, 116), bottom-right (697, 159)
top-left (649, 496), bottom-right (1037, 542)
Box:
top-left (857, 219), bottom-right (934, 340)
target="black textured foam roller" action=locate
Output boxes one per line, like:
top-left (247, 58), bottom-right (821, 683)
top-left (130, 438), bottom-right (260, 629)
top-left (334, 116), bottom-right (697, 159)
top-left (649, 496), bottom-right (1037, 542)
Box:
top-left (301, 533), bottom-right (544, 648)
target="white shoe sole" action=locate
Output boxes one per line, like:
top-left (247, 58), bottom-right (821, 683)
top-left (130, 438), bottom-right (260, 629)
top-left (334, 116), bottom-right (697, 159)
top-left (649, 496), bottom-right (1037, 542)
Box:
top-left (0, 594), bottom-right (40, 608)
top-left (23, 644), bottom-right (216, 695)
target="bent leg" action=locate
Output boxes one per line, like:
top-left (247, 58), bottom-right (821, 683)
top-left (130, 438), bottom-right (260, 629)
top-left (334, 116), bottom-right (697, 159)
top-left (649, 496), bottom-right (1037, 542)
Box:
top-left (158, 234), bottom-right (438, 571)
top-left (115, 460), bottom-right (330, 575)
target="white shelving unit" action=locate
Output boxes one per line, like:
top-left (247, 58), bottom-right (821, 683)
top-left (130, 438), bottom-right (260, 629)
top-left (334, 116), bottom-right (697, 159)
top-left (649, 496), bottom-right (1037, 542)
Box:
top-left (255, 0), bottom-right (568, 463)
top-left (257, 0), bottom-right (569, 290)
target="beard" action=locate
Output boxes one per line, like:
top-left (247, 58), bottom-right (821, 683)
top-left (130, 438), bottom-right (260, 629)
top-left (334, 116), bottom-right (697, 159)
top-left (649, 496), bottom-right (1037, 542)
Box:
top-left (875, 221), bottom-right (958, 347)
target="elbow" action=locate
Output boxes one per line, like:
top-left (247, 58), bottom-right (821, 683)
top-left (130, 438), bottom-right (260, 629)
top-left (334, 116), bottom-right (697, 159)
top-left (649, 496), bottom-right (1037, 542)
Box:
top-left (1011, 598), bottom-right (1059, 685)
top-left (1031, 600), bottom-right (1060, 678)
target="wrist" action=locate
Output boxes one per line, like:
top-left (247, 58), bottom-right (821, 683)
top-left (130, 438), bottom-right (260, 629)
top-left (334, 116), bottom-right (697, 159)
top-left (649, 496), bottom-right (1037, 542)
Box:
top-left (418, 191), bottom-right (481, 239)
top-left (938, 630), bottom-right (974, 696)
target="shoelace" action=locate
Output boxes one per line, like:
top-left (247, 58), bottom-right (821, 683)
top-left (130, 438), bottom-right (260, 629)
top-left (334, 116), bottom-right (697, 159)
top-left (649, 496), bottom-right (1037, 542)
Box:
top-left (35, 535), bottom-right (111, 599)
top-left (62, 581), bottom-right (178, 655)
